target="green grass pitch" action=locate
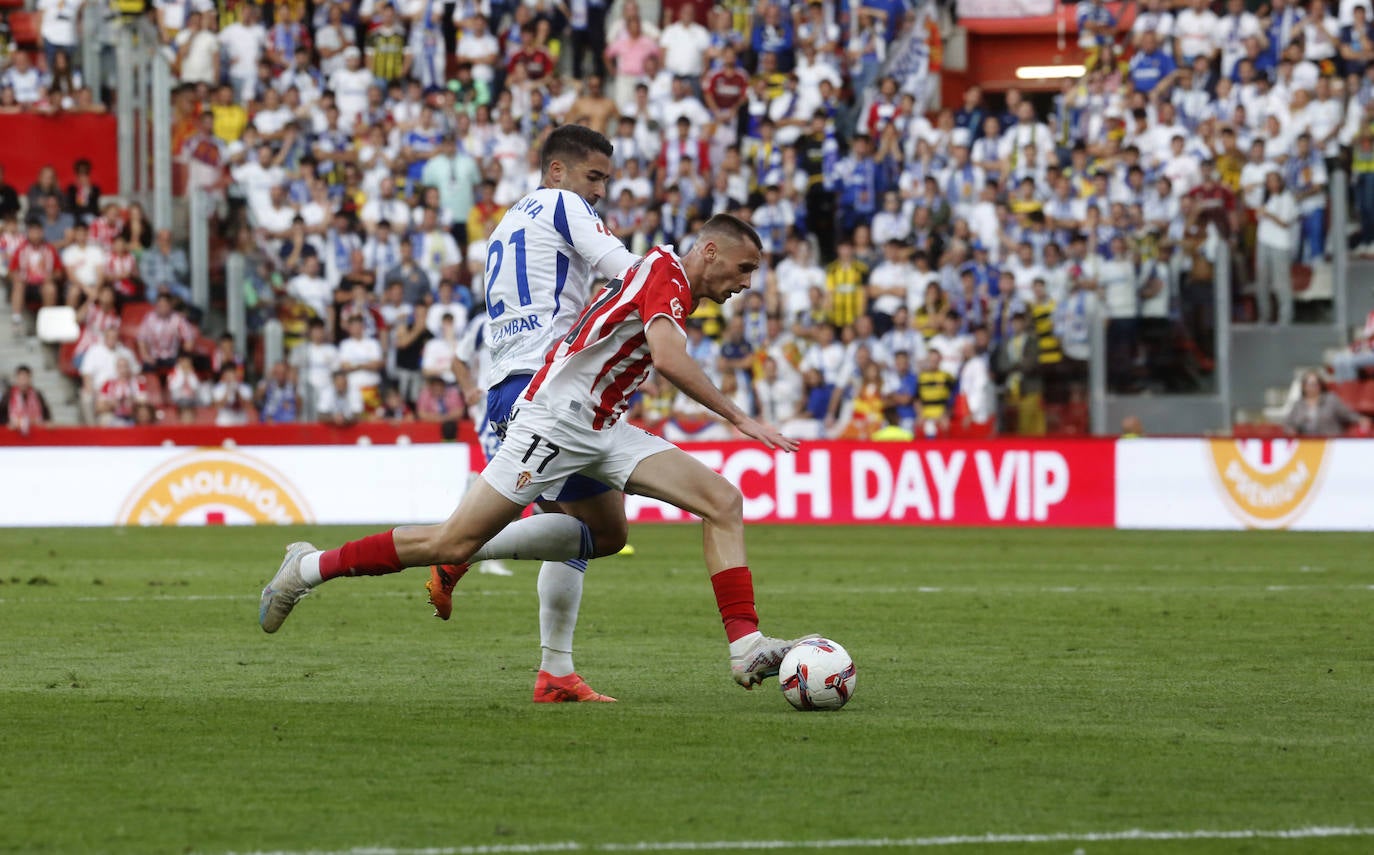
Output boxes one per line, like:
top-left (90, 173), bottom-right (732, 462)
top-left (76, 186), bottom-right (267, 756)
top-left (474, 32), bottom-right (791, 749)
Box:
top-left (1, 525), bottom-right (1372, 855)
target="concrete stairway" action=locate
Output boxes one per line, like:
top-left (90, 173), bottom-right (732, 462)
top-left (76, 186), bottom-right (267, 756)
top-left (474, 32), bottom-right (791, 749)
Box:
top-left (1244, 258), bottom-right (1374, 425)
top-left (0, 297), bottom-right (82, 425)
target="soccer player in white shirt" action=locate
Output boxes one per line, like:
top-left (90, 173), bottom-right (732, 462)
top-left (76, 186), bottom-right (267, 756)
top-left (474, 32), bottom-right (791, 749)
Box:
top-left (261, 215), bottom-right (812, 695)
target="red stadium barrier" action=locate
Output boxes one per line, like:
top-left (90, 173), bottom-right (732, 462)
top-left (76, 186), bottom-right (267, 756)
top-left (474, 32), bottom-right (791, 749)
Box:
top-left (0, 113), bottom-right (118, 192)
top-left (0, 421), bottom-right (472, 446)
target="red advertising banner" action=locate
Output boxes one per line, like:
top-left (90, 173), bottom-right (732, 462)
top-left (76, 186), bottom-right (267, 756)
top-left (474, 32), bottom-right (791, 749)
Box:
top-left (619, 440), bottom-right (1117, 527)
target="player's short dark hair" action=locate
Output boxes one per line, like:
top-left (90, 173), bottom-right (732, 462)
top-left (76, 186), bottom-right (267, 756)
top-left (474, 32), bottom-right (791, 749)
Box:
top-left (539, 124), bottom-right (614, 174)
top-left (699, 213), bottom-right (762, 252)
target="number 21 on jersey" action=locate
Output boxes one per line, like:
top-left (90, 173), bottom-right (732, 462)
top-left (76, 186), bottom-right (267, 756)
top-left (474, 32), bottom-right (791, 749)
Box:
top-left (485, 228), bottom-right (572, 320)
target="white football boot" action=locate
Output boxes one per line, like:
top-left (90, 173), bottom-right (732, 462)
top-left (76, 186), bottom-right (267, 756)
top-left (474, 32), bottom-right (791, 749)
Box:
top-left (730, 633), bottom-right (820, 688)
top-left (259, 541), bottom-right (316, 633)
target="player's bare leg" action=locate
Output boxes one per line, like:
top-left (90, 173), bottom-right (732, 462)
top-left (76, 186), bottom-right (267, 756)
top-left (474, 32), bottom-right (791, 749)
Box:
top-left (530, 490), bottom-right (626, 701)
top-left (624, 448), bottom-right (812, 688)
top-left (427, 489), bottom-right (626, 702)
top-left (260, 477), bottom-right (594, 632)
top-left (426, 488), bottom-right (627, 619)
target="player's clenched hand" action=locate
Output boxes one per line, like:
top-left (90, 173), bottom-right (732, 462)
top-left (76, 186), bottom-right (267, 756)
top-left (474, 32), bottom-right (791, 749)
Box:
top-left (735, 417), bottom-right (800, 452)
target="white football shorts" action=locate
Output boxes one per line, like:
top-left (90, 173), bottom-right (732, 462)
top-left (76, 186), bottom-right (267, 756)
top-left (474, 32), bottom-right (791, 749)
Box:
top-left (480, 398), bottom-right (676, 506)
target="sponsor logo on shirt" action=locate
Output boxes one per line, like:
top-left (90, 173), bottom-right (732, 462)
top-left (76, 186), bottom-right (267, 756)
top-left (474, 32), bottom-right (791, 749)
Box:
top-left (489, 313), bottom-right (544, 344)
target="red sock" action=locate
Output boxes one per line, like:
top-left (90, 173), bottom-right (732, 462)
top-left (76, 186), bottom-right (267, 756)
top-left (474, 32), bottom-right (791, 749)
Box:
top-left (710, 566), bottom-right (759, 642)
top-left (319, 530), bottom-right (403, 581)
top-left (438, 563), bottom-right (470, 582)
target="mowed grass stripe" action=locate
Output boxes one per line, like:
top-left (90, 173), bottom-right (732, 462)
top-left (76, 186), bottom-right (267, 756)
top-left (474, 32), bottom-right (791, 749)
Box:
top-left (0, 525), bottom-right (1370, 855)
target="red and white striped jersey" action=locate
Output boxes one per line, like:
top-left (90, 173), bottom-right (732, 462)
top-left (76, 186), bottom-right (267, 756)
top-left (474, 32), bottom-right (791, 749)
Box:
top-left (75, 302), bottom-right (121, 356)
top-left (10, 240), bottom-right (62, 285)
top-left (99, 375), bottom-right (149, 419)
top-left (106, 250), bottom-right (137, 281)
top-left (89, 216), bottom-right (121, 251)
top-left (525, 246), bottom-right (692, 430)
top-left (138, 311), bottom-right (197, 362)
top-left (0, 231), bottom-right (25, 276)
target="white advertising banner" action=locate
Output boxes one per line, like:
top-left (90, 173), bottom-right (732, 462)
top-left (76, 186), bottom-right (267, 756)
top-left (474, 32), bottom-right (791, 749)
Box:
top-left (956, 0), bottom-right (1056, 19)
top-left (1115, 438), bottom-right (1374, 531)
top-left (0, 445), bottom-right (470, 526)
top-left (5, 438), bottom-right (1373, 530)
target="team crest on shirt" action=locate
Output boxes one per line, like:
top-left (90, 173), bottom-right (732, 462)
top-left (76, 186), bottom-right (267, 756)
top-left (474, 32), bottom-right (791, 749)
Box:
top-left (515, 471), bottom-right (532, 491)
top-left (670, 297), bottom-right (684, 319)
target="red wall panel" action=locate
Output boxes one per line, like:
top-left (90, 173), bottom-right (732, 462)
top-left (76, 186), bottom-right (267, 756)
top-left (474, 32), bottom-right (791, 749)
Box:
top-left (0, 113), bottom-right (118, 195)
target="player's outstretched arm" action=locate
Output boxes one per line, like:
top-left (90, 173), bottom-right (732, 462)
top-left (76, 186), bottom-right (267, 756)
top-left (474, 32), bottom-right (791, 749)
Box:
top-left (646, 318), bottom-right (799, 452)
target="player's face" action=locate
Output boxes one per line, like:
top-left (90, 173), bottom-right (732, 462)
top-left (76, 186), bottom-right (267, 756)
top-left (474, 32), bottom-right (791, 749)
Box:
top-left (700, 237), bottom-right (762, 304)
top-left (554, 152), bottom-right (614, 206)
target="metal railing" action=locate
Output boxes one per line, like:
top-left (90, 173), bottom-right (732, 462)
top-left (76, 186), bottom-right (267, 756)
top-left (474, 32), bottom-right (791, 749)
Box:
top-left (1091, 172), bottom-right (1354, 434)
top-left (113, 16), bottom-right (172, 233)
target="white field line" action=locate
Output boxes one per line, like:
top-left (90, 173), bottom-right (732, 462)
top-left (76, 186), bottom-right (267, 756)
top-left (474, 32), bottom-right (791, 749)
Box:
top-left (0, 590), bottom-right (524, 604)
top-left (5, 584), bottom-right (1374, 605)
top-left (219, 825), bottom-right (1374, 855)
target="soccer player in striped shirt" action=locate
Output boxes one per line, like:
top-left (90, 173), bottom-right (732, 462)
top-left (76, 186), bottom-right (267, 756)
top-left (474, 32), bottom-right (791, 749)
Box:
top-left (260, 215), bottom-right (813, 694)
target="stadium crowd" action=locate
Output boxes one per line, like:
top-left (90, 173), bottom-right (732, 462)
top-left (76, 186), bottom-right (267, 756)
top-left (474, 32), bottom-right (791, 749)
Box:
top-left (1, 0), bottom-right (1371, 436)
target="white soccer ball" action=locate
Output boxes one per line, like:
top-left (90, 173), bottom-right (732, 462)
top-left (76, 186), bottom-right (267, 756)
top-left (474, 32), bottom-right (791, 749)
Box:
top-left (779, 638), bottom-right (856, 711)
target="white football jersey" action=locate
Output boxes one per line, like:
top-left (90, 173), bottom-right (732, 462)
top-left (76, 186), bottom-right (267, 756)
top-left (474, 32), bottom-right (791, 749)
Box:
top-left (482, 187), bottom-right (639, 384)
top-left (454, 314), bottom-right (491, 388)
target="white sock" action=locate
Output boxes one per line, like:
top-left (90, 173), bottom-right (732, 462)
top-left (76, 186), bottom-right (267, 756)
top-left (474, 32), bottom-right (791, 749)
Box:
top-left (729, 630), bottom-right (763, 659)
top-left (472, 514), bottom-right (591, 562)
top-left (537, 560), bottom-right (585, 677)
top-left (299, 551), bottom-right (323, 587)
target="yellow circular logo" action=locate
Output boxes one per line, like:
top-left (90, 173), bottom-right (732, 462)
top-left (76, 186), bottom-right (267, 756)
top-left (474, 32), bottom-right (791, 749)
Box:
top-left (1207, 439), bottom-right (1329, 529)
top-left (118, 449), bottom-right (313, 526)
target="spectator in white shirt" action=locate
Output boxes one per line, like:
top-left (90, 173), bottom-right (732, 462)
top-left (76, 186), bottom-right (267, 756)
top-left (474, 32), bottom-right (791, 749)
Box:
top-left (1132, 0), bottom-right (1177, 49)
top-left (421, 312), bottom-right (461, 385)
top-left (211, 364), bottom-right (254, 426)
top-left (219, 3), bottom-right (267, 100)
top-left (37, 0), bottom-right (83, 73)
top-left (288, 255), bottom-right (334, 323)
top-left (2, 52), bottom-right (46, 104)
top-left (358, 176), bottom-right (411, 234)
top-left (1175, 0), bottom-right (1219, 64)
top-left (660, 75), bottom-right (712, 132)
top-left (1214, 0), bottom-right (1264, 78)
top-left (337, 314), bottom-right (384, 410)
top-left (1256, 170), bottom-right (1298, 325)
top-left (1302, 0), bottom-right (1341, 62)
top-left (329, 46), bottom-right (375, 127)
top-left (426, 281), bottom-right (469, 337)
top-left (78, 325), bottom-right (137, 424)
top-left (866, 239), bottom-right (914, 335)
top-left (773, 238), bottom-right (826, 323)
top-left (454, 15), bottom-right (500, 85)
top-left (316, 369), bottom-right (361, 425)
top-left (290, 317), bottom-right (339, 421)
top-left (174, 10), bottom-right (220, 86)
top-left (659, 5), bottom-right (710, 77)
top-left (870, 192), bottom-right (912, 246)
top-left (60, 221), bottom-right (107, 304)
